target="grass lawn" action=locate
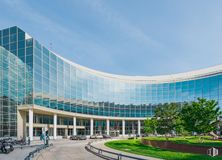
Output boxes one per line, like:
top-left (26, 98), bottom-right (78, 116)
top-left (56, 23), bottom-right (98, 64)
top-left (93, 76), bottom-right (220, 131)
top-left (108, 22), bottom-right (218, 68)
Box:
top-left (144, 136), bottom-right (222, 147)
top-left (105, 139), bottom-right (222, 160)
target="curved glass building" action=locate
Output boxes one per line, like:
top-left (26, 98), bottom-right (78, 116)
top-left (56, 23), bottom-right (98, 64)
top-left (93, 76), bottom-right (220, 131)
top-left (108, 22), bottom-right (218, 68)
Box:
top-left (0, 26), bottom-right (222, 139)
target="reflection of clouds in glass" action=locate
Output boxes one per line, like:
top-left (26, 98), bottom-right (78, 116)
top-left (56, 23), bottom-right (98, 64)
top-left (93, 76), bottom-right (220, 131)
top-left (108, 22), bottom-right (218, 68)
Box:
top-left (2, 26), bottom-right (220, 118)
top-left (32, 41), bottom-right (222, 117)
top-left (0, 46), bottom-right (32, 105)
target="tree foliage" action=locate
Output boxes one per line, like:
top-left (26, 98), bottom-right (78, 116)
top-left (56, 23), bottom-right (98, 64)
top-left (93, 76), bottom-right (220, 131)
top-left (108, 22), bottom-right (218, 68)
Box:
top-left (154, 103), bottom-right (181, 138)
top-left (144, 118), bottom-right (157, 135)
top-left (180, 98), bottom-right (221, 135)
top-left (145, 98), bottom-right (220, 139)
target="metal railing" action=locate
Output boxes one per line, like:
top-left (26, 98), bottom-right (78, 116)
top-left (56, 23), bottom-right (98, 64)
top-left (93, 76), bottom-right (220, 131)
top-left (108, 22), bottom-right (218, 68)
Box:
top-left (85, 142), bottom-right (149, 160)
top-left (24, 143), bottom-right (53, 160)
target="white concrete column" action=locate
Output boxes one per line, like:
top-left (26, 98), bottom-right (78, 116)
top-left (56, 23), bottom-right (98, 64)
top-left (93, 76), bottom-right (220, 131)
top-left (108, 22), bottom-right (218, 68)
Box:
top-left (122, 120), bottom-right (125, 136)
top-left (53, 114), bottom-right (57, 139)
top-left (65, 128), bottom-right (68, 137)
top-left (17, 110), bottom-right (27, 140)
top-left (90, 118), bottom-right (94, 136)
top-left (73, 117), bottom-right (76, 136)
top-left (28, 109), bottom-right (33, 141)
top-left (106, 119), bottom-right (110, 135)
top-left (138, 120), bottom-right (141, 135)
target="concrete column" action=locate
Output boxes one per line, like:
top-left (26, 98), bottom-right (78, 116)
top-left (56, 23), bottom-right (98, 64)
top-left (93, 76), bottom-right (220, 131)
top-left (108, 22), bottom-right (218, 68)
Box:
top-left (23, 112), bottom-right (27, 138)
top-left (53, 114), bottom-right (57, 139)
top-left (122, 120), bottom-right (125, 136)
top-left (90, 118), bottom-right (94, 136)
top-left (65, 128), bottom-right (68, 137)
top-left (28, 109), bottom-right (33, 141)
top-left (17, 110), bottom-right (27, 140)
top-left (106, 119), bottom-right (110, 135)
top-left (138, 120), bottom-right (141, 135)
top-left (73, 117), bottom-right (77, 136)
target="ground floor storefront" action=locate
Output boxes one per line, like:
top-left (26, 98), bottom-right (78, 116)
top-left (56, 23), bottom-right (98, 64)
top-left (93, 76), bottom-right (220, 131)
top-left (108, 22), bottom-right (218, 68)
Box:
top-left (17, 105), bottom-right (146, 140)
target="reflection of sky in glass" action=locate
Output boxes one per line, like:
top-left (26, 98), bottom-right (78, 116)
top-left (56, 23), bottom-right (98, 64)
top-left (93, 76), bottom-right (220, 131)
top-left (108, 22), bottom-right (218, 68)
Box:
top-left (1, 26), bottom-right (222, 118)
top-left (32, 36), bottom-right (222, 118)
top-left (0, 45), bottom-right (33, 137)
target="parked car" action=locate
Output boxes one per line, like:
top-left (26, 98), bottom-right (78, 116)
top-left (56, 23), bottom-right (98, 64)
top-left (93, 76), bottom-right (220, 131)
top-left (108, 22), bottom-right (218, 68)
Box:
top-left (70, 135), bottom-right (87, 140)
top-left (136, 134), bottom-right (140, 138)
top-left (102, 134), bottom-right (111, 139)
top-left (90, 134), bottom-right (104, 139)
top-left (141, 133), bottom-right (148, 137)
top-left (78, 135), bottom-right (87, 140)
top-left (70, 135), bottom-right (79, 140)
top-left (96, 135), bottom-right (103, 139)
top-left (90, 135), bottom-right (97, 139)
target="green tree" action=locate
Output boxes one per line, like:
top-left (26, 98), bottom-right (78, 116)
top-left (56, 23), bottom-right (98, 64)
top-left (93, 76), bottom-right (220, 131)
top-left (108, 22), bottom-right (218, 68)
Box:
top-left (144, 118), bottom-right (157, 135)
top-left (154, 103), bottom-right (181, 140)
top-left (174, 116), bottom-right (188, 136)
top-left (180, 98), bottom-right (221, 138)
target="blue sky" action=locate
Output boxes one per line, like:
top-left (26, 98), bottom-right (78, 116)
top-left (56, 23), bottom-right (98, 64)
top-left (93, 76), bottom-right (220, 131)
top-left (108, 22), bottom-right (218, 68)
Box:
top-left (1, 0), bottom-right (222, 76)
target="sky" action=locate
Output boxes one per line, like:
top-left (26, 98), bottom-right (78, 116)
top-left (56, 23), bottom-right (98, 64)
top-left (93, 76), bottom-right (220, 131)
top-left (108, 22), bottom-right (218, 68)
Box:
top-left (0, 0), bottom-right (222, 76)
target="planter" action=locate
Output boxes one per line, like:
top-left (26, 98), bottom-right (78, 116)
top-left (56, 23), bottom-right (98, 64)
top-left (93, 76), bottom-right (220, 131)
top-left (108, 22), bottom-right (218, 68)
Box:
top-left (141, 139), bottom-right (222, 156)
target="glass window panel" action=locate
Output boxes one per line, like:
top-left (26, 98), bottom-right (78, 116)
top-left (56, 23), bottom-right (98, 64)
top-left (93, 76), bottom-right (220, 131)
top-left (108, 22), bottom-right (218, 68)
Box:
top-left (3, 29), bottom-right (9, 36)
top-left (10, 26), bottom-right (17, 34)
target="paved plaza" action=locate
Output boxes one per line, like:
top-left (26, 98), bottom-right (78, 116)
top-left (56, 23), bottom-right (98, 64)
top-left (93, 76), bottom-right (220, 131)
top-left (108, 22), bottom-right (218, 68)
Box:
top-left (34, 139), bottom-right (100, 160)
top-left (34, 139), bottom-right (159, 160)
top-left (0, 139), bottom-right (160, 160)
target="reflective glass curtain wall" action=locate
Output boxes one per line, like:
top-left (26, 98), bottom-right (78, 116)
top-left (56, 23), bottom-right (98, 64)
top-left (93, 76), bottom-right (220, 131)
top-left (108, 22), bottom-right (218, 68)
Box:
top-left (0, 46), bottom-right (32, 136)
top-left (33, 41), bottom-right (222, 118)
top-left (1, 26), bottom-right (222, 137)
top-left (0, 27), bottom-right (33, 137)
top-left (20, 27), bottom-right (222, 118)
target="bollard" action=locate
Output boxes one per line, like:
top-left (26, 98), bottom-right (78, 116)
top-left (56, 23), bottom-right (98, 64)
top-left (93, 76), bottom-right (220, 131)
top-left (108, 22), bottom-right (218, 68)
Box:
top-left (118, 153), bottom-right (122, 160)
top-left (31, 152), bottom-right (34, 158)
top-left (98, 149), bottom-right (102, 155)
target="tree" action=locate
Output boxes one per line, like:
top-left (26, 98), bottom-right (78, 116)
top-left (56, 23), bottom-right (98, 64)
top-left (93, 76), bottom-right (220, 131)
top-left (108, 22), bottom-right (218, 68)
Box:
top-left (180, 98), bottom-right (221, 138)
top-left (144, 118), bottom-right (157, 135)
top-left (154, 103), bottom-right (181, 140)
top-left (174, 116), bottom-right (189, 136)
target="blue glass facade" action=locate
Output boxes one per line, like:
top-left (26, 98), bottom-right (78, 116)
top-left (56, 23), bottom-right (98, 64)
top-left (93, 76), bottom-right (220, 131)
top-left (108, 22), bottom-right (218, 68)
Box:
top-left (33, 42), bottom-right (222, 118)
top-left (0, 26), bottom-right (222, 137)
top-left (0, 27), bottom-right (33, 136)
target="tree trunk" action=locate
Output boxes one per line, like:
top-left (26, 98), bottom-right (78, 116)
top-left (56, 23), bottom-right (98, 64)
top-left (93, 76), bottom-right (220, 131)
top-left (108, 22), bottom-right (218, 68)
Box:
top-left (198, 136), bottom-right (204, 143)
top-left (165, 134), bottom-right (169, 141)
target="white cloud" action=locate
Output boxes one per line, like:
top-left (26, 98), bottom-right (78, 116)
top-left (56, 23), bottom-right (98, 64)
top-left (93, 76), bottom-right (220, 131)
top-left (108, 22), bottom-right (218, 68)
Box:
top-left (2, 0), bottom-right (70, 35)
top-left (84, 0), bottom-right (161, 48)
top-left (1, 0), bottom-right (120, 71)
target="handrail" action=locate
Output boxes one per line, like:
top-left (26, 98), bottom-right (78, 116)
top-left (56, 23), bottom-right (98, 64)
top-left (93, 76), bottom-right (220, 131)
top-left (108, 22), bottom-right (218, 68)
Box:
top-left (85, 142), bottom-right (148, 160)
top-left (24, 143), bottom-right (53, 160)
